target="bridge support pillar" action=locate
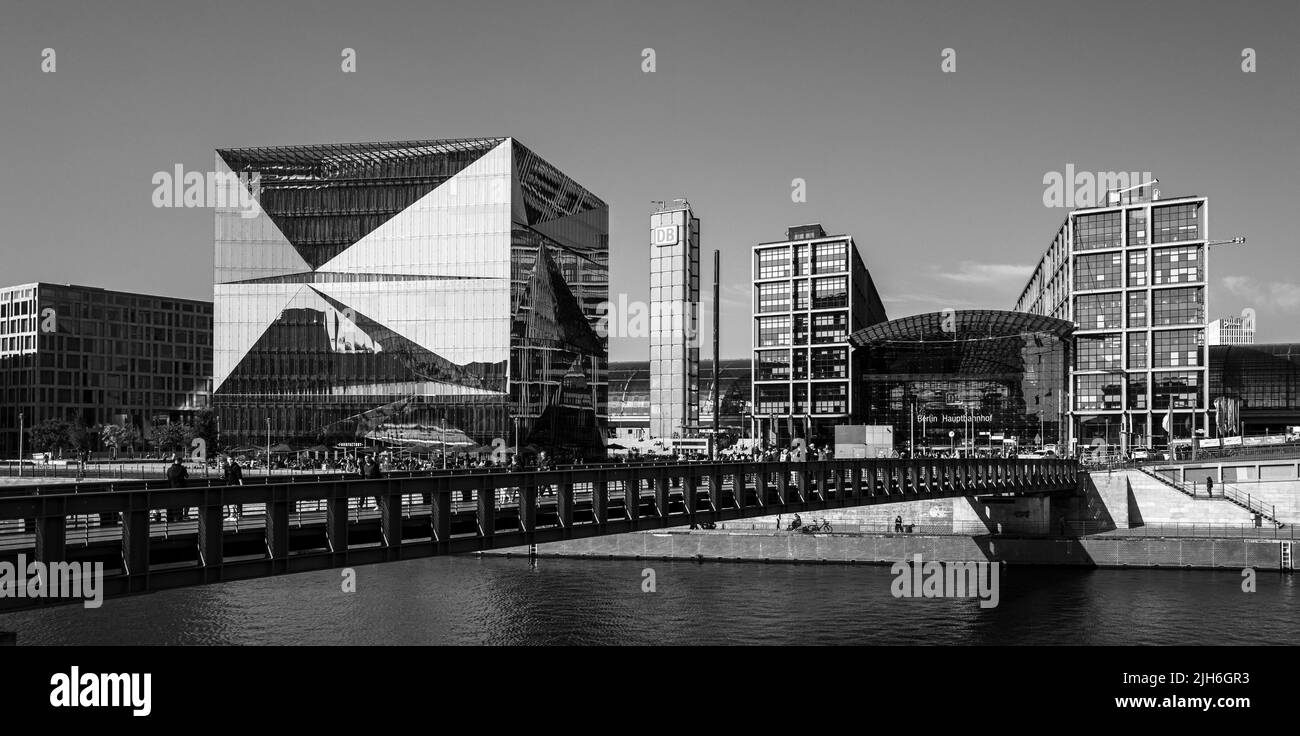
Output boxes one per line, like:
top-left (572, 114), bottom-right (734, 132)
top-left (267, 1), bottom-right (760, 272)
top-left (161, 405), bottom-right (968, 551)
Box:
top-left (654, 473), bottom-right (670, 517)
top-left (683, 475), bottom-right (697, 523)
top-left (477, 476), bottom-right (496, 540)
top-left (520, 480), bottom-right (537, 533)
top-left (557, 482), bottom-right (574, 528)
top-left (626, 471), bottom-right (640, 527)
top-left (430, 487), bottom-right (451, 543)
top-left (121, 504), bottom-right (150, 578)
top-left (265, 487), bottom-right (290, 562)
top-left (593, 479), bottom-right (608, 526)
top-left (327, 490), bottom-right (349, 555)
top-left (197, 498), bottom-right (224, 568)
top-left (378, 485), bottom-right (403, 552)
top-left (755, 468), bottom-right (769, 508)
top-left (34, 511), bottom-right (66, 566)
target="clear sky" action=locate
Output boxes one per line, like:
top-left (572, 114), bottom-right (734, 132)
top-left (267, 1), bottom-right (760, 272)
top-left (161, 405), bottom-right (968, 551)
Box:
top-left (1, 0), bottom-right (1296, 359)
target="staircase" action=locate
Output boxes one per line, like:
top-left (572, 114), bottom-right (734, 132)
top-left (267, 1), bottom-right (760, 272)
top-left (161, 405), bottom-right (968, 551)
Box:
top-left (1134, 468), bottom-right (1283, 527)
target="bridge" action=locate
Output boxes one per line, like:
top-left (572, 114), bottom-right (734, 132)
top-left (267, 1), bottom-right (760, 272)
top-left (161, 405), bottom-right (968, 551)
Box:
top-left (0, 457), bottom-right (1079, 611)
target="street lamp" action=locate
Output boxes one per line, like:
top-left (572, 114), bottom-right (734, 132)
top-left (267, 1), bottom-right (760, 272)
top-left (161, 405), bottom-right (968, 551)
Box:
top-left (265, 417), bottom-right (271, 477)
top-left (17, 412), bottom-right (24, 478)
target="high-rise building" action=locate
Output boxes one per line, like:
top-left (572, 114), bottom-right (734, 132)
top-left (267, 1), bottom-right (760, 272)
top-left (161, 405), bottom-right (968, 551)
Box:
top-left (1014, 183), bottom-right (1210, 451)
top-left (648, 198), bottom-right (700, 439)
top-left (1207, 314), bottom-right (1255, 345)
top-left (751, 224), bottom-right (888, 445)
top-left (0, 282), bottom-right (213, 457)
top-left (212, 138), bottom-right (609, 457)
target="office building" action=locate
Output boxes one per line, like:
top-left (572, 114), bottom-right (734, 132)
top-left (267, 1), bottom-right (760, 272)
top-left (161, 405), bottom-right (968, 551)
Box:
top-left (1207, 314), bottom-right (1255, 345)
top-left (648, 198), bottom-right (700, 439)
top-left (212, 138), bottom-right (609, 457)
top-left (850, 310), bottom-right (1072, 452)
top-left (1015, 183), bottom-right (1211, 452)
top-left (1210, 343), bottom-right (1300, 436)
top-left (751, 223), bottom-right (888, 445)
top-left (0, 282), bottom-right (213, 457)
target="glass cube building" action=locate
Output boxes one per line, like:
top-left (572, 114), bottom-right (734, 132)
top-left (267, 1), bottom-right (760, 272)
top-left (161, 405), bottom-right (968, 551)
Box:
top-left (1014, 185), bottom-right (1210, 451)
top-left (648, 199), bottom-right (700, 439)
top-left (212, 138), bottom-right (609, 456)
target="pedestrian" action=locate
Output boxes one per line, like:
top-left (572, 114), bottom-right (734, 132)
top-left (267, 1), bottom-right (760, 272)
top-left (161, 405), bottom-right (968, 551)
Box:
top-left (894, 514), bottom-right (903, 533)
top-left (1206, 477), bottom-right (1214, 498)
top-left (222, 456), bottom-right (245, 519)
top-left (165, 454), bottom-right (189, 522)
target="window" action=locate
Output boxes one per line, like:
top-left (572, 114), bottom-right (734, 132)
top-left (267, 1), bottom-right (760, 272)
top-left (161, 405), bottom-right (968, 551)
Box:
top-left (756, 248), bottom-right (790, 279)
top-left (1075, 374), bottom-right (1123, 411)
top-left (812, 383), bottom-right (848, 414)
top-left (1152, 287), bottom-right (1203, 326)
top-left (756, 384), bottom-right (790, 414)
top-left (793, 280), bottom-right (809, 309)
top-left (794, 245), bottom-right (809, 276)
top-left (1153, 371), bottom-right (1202, 409)
top-left (1127, 291), bottom-right (1147, 328)
top-left (794, 315), bottom-right (809, 345)
top-left (1153, 329), bottom-right (1202, 368)
top-left (813, 240), bottom-right (847, 273)
top-left (793, 348), bottom-right (808, 379)
top-left (811, 312), bottom-right (847, 344)
top-left (1128, 332), bottom-right (1147, 370)
top-left (793, 384), bottom-right (809, 414)
top-left (1127, 375), bottom-right (1148, 409)
top-left (1076, 293), bottom-right (1122, 330)
top-left (757, 282), bottom-right (791, 313)
top-left (1074, 211), bottom-right (1122, 250)
top-left (1152, 246), bottom-right (1202, 285)
top-left (755, 350), bottom-right (791, 380)
top-left (1074, 252), bottom-right (1123, 290)
top-left (1077, 334), bottom-right (1123, 370)
top-left (1152, 203), bottom-right (1201, 244)
top-left (1127, 251), bottom-right (1147, 287)
top-left (756, 316), bottom-right (791, 347)
top-left (811, 347), bottom-right (847, 378)
top-left (1127, 209), bottom-right (1147, 246)
top-left (812, 277), bottom-right (848, 309)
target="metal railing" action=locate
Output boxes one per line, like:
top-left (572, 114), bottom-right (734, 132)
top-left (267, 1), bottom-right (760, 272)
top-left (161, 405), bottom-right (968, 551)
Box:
top-left (711, 518), bottom-right (1296, 539)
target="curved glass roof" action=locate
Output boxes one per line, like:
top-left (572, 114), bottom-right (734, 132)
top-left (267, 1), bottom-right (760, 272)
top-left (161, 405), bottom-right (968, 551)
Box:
top-left (850, 310), bottom-right (1074, 346)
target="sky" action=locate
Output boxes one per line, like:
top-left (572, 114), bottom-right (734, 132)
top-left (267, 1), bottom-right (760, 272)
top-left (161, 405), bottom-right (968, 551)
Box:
top-left (1, 0), bottom-right (1297, 360)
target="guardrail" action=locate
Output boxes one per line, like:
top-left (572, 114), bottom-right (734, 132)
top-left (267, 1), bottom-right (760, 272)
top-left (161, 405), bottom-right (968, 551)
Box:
top-left (713, 518), bottom-right (1295, 539)
top-left (0, 456), bottom-right (1080, 609)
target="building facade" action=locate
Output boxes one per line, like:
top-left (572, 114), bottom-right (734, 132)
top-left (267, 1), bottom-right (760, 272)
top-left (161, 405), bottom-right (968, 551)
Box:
top-left (751, 224), bottom-right (888, 445)
top-left (850, 310), bottom-right (1072, 453)
top-left (0, 282), bottom-right (213, 457)
top-left (1208, 314), bottom-right (1256, 345)
top-left (648, 199), bottom-right (700, 439)
top-left (609, 357), bottom-right (752, 441)
top-left (212, 138), bottom-right (609, 457)
top-left (1210, 343), bottom-right (1300, 435)
top-left (1015, 186), bottom-right (1211, 452)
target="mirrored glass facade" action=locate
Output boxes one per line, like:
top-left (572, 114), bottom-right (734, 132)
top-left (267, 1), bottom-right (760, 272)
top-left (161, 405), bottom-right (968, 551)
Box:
top-left (851, 310), bottom-right (1071, 451)
top-left (213, 139), bottom-right (608, 456)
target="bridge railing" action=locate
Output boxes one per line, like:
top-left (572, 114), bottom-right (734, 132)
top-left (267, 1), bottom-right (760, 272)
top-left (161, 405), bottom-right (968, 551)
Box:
top-left (0, 457), bottom-right (1079, 609)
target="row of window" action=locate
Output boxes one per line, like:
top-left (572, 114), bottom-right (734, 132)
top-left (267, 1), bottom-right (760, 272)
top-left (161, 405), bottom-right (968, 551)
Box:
top-left (755, 241), bottom-right (850, 279)
top-left (1075, 245), bottom-right (1202, 291)
top-left (1076, 287), bottom-right (1203, 330)
top-left (1076, 329), bottom-right (1204, 370)
top-left (754, 382), bottom-right (849, 415)
top-left (1073, 203), bottom-right (1202, 252)
top-left (756, 277), bottom-right (849, 312)
top-left (1074, 371), bottom-right (1202, 411)
top-left (754, 348), bottom-right (849, 380)
top-left (756, 313), bottom-right (850, 346)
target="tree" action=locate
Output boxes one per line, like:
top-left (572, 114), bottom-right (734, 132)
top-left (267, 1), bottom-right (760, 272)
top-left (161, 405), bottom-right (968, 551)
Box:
top-left (67, 421), bottom-right (94, 454)
top-left (150, 421), bottom-right (192, 456)
top-left (28, 418), bottom-right (72, 454)
top-left (190, 408), bottom-right (220, 454)
top-left (100, 424), bottom-right (140, 460)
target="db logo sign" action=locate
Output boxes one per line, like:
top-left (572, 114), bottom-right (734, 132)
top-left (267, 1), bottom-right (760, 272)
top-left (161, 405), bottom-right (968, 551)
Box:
top-left (651, 225), bottom-right (678, 246)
